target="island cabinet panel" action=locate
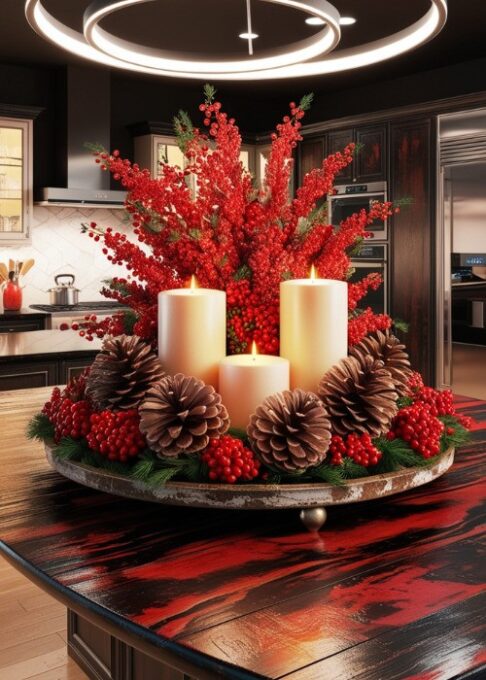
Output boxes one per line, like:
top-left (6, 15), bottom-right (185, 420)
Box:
top-left (0, 317), bottom-right (47, 333)
top-left (389, 118), bottom-right (435, 384)
top-left (60, 357), bottom-right (96, 383)
top-left (0, 359), bottom-right (57, 390)
top-left (68, 611), bottom-right (195, 680)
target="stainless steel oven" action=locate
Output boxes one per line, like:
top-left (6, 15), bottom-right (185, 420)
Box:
top-left (350, 243), bottom-right (388, 315)
top-left (329, 181), bottom-right (388, 240)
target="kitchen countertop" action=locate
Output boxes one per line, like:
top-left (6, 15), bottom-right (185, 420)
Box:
top-left (0, 388), bottom-right (484, 680)
top-left (0, 329), bottom-right (101, 359)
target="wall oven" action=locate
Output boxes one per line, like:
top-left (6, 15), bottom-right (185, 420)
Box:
top-left (329, 181), bottom-right (388, 240)
top-left (350, 243), bottom-right (388, 315)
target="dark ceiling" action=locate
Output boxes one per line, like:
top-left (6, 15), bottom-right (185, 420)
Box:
top-left (1, 0), bottom-right (486, 96)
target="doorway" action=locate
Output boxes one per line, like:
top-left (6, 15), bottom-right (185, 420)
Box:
top-left (437, 109), bottom-right (486, 399)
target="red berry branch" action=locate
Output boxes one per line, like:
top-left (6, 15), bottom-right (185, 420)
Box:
top-left (76, 89), bottom-right (396, 352)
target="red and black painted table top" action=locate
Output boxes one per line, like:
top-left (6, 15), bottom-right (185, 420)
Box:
top-left (0, 390), bottom-right (485, 679)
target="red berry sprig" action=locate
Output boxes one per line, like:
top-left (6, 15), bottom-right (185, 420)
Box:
top-left (329, 433), bottom-right (382, 467)
top-left (388, 402), bottom-right (444, 458)
top-left (405, 371), bottom-right (425, 396)
top-left (87, 409), bottom-right (145, 462)
top-left (202, 436), bottom-right (261, 483)
top-left (414, 386), bottom-right (455, 417)
top-left (53, 399), bottom-right (92, 443)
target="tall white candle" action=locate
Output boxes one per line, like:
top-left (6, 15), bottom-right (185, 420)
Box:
top-left (280, 268), bottom-right (348, 392)
top-left (219, 343), bottom-right (290, 430)
top-left (158, 277), bottom-right (226, 388)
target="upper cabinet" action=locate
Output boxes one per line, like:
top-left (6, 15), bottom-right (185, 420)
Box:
top-left (134, 134), bottom-right (256, 183)
top-left (298, 123), bottom-right (388, 186)
top-left (0, 117), bottom-right (32, 244)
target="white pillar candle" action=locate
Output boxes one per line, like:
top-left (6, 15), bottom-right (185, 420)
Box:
top-left (219, 343), bottom-right (290, 430)
top-left (158, 277), bottom-right (226, 388)
top-left (280, 268), bottom-right (348, 392)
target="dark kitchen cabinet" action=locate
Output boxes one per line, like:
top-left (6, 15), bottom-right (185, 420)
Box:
top-left (60, 357), bottom-right (95, 383)
top-left (389, 117), bottom-right (435, 385)
top-left (298, 137), bottom-right (326, 185)
top-left (0, 360), bottom-right (57, 390)
top-left (298, 124), bottom-right (387, 186)
top-left (327, 128), bottom-right (354, 181)
top-left (356, 125), bottom-right (387, 182)
top-left (0, 313), bottom-right (48, 333)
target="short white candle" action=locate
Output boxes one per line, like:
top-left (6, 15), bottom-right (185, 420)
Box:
top-left (280, 267), bottom-right (348, 392)
top-left (219, 342), bottom-right (290, 430)
top-left (158, 276), bottom-right (226, 388)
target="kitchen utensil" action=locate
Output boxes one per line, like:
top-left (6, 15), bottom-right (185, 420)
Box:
top-left (48, 274), bottom-right (80, 306)
top-left (8, 258), bottom-right (14, 274)
top-left (0, 263), bottom-right (8, 281)
top-left (20, 258), bottom-right (35, 276)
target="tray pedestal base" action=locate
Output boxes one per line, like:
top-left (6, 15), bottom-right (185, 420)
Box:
top-left (300, 507), bottom-right (327, 532)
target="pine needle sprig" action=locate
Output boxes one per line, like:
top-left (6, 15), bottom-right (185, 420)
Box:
top-left (309, 463), bottom-right (346, 487)
top-left (341, 458), bottom-right (370, 479)
top-left (440, 416), bottom-right (471, 451)
top-left (53, 437), bottom-right (89, 461)
top-left (298, 93), bottom-right (314, 112)
top-left (203, 83), bottom-right (217, 104)
top-left (173, 109), bottom-right (195, 152)
top-left (27, 413), bottom-right (54, 441)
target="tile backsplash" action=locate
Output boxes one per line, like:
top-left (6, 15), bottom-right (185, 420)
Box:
top-left (1, 206), bottom-right (132, 308)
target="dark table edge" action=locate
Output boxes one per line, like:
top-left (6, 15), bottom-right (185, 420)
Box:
top-left (0, 541), bottom-right (265, 680)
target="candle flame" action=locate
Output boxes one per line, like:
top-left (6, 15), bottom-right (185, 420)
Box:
top-left (310, 264), bottom-right (317, 281)
top-left (251, 341), bottom-right (258, 359)
top-left (189, 275), bottom-right (197, 291)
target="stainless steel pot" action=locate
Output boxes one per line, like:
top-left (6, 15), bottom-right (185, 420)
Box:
top-left (48, 274), bottom-right (80, 306)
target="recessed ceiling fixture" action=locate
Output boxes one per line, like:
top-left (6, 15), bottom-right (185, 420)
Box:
top-left (305, 16), bottom-right (326, 26)
top-left (339, 16), bottom-right (356, 26)
top-left (239, 33), bottom-right (259, 40)
top-left (24, 0), bottom-right (448, 81)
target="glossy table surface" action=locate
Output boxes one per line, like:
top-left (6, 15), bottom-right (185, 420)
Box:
top-left (0, 388), bottom-right (485, 680)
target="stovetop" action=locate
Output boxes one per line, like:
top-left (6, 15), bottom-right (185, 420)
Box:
top-left (30, 302), bottom-right (127, 313)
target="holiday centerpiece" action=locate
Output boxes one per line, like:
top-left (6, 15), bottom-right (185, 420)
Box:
top-left (28, 87), bottom-right (472, 530)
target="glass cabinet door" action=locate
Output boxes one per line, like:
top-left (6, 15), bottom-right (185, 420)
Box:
top-left (0, 118), bottom-right (32, 244)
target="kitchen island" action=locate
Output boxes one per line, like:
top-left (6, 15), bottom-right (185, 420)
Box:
top-left (0, 330), bottom-right (101, 390)
top-left (0, 388), bottom-right (484, 680)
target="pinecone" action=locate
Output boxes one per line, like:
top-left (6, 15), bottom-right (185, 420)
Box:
top-left (247, 389), bottom-right (332, 473)
top-left (350, 330), bottom-right (412, 394)
top-left (139, 373), bottom-right (229, 457)
top-left (318, 355), bottom-right (398, 438)
top-left (85, 335), bottom-right (165, 410)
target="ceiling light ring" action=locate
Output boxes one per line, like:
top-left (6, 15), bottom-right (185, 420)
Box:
top-left (24, 0), bottom-right (448, 81)
top-left (83, 0), bottom-right (342, 74)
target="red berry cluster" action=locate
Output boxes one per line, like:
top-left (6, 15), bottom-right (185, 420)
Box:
top-left (457, 414), bottom-right (474, 431)
top-left (388, 402), bottom-right (444, 458)
top-left (202, 436), bottom-right (261, 483)
top-left (87, 410), bottom-right (145, 462)
top-left (415, 387), bottom-right (455, 417)
top-left (329, 433), bottom-right (382, 467)
top-left (52, 399), bottom-right (92, 444)
top-left (42, 386), bottom-right (62, 423)
top-left (405, 371), bottom-right (425, 396)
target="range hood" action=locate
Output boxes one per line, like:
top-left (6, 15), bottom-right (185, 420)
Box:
top-left (36, 67), bottom-right (126, 208)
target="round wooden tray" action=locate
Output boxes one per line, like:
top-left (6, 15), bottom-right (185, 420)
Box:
top-left (45, 444), bottom-right (455, 531)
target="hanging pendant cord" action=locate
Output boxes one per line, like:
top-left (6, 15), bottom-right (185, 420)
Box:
top-left (246, 0), bottom-right (254, 55)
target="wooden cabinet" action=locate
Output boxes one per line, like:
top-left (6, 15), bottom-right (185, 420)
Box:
top-left (0, 117), bottom-right (32, 244)
top-left (0, 359), bottom-right (57, 390)
top-left (356, 125), bottom-right (387, 182)
top-left (389, 118), bottom-right (435, 384)
top-left (0, 353), bottom-right (97, 390)
top-left (68, 610), bottom-right (195, 680)
top-left (298, 124), bottom-right (387, 186)
top-left (328, 128), bottom-right (354, 181)
top-left (0, 315), bottom-right (47, 333)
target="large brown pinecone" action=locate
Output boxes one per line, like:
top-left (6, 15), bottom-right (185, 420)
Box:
top-left (85, 335), bottom-right (165, 410)
top-left (247, 389), bottom-right (332, 473)
top-left (318, 354), bottom-right (398, 437)
top-left (350, 330), bottom-right (412, 395)
top-left (139, 373), bottom-right (229, 457)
